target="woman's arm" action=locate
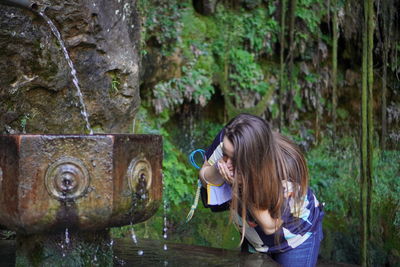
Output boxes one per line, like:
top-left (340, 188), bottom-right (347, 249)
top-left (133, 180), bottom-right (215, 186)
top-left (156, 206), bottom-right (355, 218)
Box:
top-left (251, 208), bottom-right (283, 235)
top-left (199, 161), bottom-right (225, 187)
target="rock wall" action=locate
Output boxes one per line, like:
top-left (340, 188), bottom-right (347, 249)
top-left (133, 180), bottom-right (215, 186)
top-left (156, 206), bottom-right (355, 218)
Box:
top-left (0, 0), bottom-right (140, 134)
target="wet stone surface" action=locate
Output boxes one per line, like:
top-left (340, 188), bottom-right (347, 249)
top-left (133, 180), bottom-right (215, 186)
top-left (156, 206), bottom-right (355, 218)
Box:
top-left (0, 238), bottom-right (359, 267)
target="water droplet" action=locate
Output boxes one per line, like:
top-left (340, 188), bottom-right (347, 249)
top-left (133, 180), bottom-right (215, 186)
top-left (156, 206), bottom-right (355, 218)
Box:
top-left (137, 250), bottom-right (144, 256)
top-left (163, 244), bottom-right (168, 250)
top-left (65, 228), bottom-right (70, 244)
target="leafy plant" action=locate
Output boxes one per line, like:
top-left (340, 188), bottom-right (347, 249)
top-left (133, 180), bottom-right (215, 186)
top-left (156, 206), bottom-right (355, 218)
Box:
top-left (229, 49), bottom-right (269, 95)
top-left (152, 66), bottom-right (214, 114)
top-left (110, 76), bottom-right (120, 96)
top-left (138, 0), bottom-right (185, 56)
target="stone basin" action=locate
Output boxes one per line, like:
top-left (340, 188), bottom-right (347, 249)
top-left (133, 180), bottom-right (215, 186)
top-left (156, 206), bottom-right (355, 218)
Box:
top-left (0, 134), bottom-right (163, 235)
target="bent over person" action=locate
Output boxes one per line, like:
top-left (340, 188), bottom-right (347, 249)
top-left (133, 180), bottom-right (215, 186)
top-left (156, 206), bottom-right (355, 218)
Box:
top-left (199, 113), bottom-right (324, 267)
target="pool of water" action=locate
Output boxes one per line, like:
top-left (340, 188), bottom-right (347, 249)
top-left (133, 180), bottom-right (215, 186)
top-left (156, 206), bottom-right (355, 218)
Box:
top-left (114, 238), bottom-right (280, 266)
top-left (1, 238), bottom-right (279, 267)
top-left (0, 238), bottom-right (357, 266)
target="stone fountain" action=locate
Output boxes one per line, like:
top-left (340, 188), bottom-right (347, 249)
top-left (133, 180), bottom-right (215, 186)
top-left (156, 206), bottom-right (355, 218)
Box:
top-left (0, 134), bottom-right (162, 234)
top-left (0, 134), bottom-right (162, 265)
top-left (0, 0), bottom-right (163, 265)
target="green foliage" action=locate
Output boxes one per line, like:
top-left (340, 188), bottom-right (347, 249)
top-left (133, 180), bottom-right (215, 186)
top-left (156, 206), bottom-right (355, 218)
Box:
top-left (307, 137), bottom-right (400, 264)
top-left (307, 137), bottom-right (359, 216)
top-left (229, 49), bottom-right (269, 95)
top-left (20, 114), bottom-right (30, 133)
top-left (152, 66), bottom-right (214, 114)
top-left (138, 0), bottom-right (186, 56)
top-left (296, 0), bottom-right (326, 38)
top-left (162, 129), bottom-right (197, 205)
top-left (373, 151), bottom-right (400, 230)
top-left (337, 107), bottom-right (349, 120)
top-left (110, 75), bottom-right (120, 96)
top-left (212, 5), bottom-right (278, 56)
top-left (242, 7), bottom-right (278, 54)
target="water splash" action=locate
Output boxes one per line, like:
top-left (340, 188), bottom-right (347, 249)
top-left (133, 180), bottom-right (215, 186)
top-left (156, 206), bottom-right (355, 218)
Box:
top-left (39, 12), bottom-right (93, 134)
top-left (114, 256), bottom-right (126, 265)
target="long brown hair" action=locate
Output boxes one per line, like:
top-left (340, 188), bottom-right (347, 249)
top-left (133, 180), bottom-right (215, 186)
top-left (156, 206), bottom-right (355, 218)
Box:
top-left (224, 114), bottom-right (309, 244)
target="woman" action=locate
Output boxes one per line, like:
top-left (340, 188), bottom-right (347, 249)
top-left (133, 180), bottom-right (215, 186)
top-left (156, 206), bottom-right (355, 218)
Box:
top-left (199, 114), bottom-right (324, 267)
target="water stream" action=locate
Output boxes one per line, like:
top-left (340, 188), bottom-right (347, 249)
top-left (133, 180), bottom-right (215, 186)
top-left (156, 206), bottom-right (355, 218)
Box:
top-left (39, 12), bottom-right (93, 134)
top-left (130, 222), bottom-right (144, 256)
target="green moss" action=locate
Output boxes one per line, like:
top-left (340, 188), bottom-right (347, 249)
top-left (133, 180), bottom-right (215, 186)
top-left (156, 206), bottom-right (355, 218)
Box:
top-left (91, 124), bottom-right (105, 133)
top-left (107, 72), bottom-right (121, 97)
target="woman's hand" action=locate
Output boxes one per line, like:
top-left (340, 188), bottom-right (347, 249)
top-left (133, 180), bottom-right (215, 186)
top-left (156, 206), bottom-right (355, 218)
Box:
top-left (216, 158), bottom-right (234, 184)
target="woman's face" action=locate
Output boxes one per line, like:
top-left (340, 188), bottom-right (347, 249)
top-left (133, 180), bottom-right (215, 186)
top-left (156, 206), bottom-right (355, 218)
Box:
top-left (222, 136), bottom-right (234, 170)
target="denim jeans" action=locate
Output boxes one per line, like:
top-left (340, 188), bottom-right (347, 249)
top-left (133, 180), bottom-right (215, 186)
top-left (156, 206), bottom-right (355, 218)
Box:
top-left (270, 221), bottom-right (324, 267)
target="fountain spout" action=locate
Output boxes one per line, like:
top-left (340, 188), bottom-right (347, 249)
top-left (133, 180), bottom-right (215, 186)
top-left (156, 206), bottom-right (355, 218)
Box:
top-left (0, 0), bottom-right (38, 10)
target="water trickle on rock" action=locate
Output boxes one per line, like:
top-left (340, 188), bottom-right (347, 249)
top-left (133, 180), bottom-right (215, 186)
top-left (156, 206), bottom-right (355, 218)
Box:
top-left (39, 11), bottom-right (93, 134)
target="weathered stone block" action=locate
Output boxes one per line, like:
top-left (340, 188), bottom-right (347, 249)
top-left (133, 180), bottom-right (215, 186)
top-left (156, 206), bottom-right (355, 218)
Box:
top-left (0, 134), bottom-right (162, 234)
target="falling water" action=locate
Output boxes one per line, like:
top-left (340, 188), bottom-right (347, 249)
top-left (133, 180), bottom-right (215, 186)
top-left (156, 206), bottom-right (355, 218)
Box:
top-left (162, 174), bottom-right (168, 251)
top-left (130, 222), bottom-right (144, 256)
top-left (130, 222), bottom-right (138, 244)
top-left (163, 206), bottom-right (168, 251)
top-left (39, 12), bottom-right (93, 134)
top-left (65, 228), bottom-right (70, 245)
